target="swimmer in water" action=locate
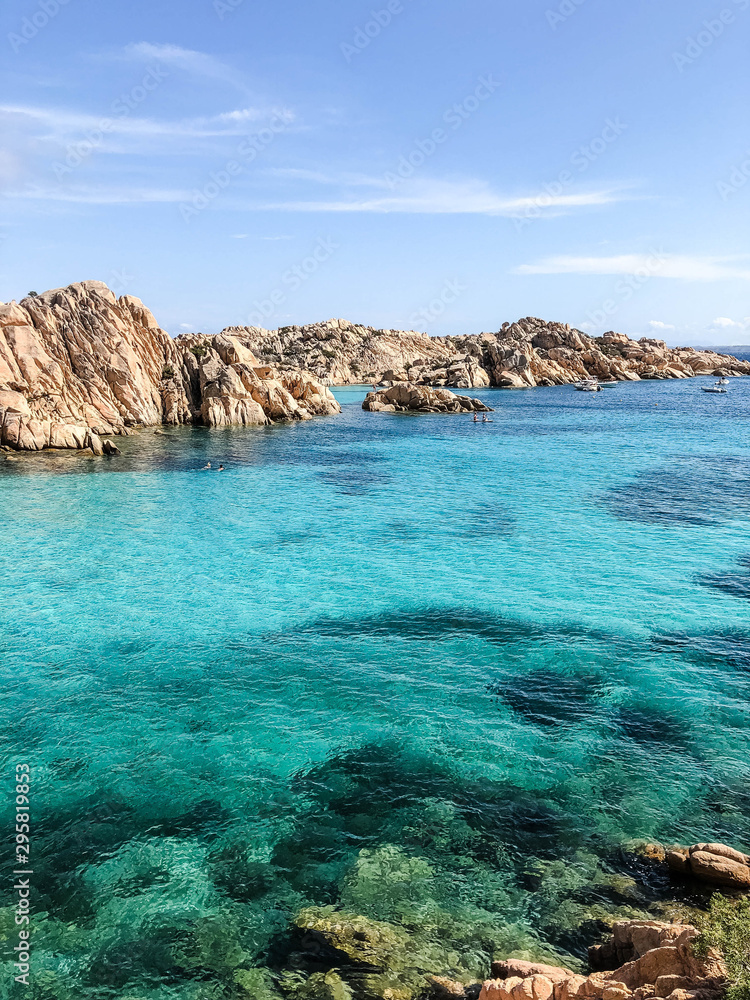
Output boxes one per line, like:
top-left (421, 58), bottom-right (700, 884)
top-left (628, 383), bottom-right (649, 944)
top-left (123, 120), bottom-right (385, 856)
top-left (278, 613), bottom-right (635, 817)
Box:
top-left (202, 462), bottom-right (211, 470)
top-left (217, 464), bottom-right (225, 471)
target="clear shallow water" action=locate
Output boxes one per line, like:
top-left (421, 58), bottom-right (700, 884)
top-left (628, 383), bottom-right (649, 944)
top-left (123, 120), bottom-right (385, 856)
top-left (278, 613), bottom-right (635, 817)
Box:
top-left (1, 376), bottom-right (750, 999)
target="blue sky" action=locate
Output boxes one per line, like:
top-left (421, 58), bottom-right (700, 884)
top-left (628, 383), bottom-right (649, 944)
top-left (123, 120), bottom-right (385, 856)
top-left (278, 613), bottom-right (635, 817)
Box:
top-left (1, 0), bottom-right (748, 343)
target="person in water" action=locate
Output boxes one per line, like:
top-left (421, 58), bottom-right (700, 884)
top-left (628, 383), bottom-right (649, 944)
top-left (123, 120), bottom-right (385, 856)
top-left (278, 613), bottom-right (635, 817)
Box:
top-left (217, 464), bottom-right (225, 471)
top-left (202, 462), bottom-right (211, 470)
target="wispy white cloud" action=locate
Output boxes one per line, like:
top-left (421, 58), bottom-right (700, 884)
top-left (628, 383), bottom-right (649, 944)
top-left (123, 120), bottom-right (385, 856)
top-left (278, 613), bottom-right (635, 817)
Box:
top-left (121, 42), bottom-right (252, 95)
top-left (649, 320), bottom-right (675, 331)
top-left (4, 172), bottom-right (625, 218)
top-left (254, 178), bottom-right (623, 216)
top-left (4, 185), bottom-right (190, 204)
top-left (0, 103), bottom-right (294, 145)
top-left (513, 254), bottom-right (750, 281)
top-left (711, 316), bottom-right (750, 330)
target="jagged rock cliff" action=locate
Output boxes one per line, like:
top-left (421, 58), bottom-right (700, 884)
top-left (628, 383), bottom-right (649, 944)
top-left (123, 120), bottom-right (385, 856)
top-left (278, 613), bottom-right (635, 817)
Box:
top-left (0, 281), bottom-right (339, 452)
top-left (230, 317), bottom-right (750, 389)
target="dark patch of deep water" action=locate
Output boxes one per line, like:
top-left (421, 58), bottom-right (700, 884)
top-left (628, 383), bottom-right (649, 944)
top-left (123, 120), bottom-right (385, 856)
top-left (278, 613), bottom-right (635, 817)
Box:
top-left (1, 378), bottom-right (750, 998)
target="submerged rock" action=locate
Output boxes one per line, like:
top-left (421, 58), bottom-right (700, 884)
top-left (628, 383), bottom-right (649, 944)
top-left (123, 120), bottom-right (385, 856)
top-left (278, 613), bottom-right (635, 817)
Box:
top-left (362, 383), bottom-right (492, 414)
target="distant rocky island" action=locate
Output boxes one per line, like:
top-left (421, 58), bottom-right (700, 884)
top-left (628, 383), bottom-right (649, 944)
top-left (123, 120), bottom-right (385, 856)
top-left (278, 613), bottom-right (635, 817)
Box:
top-left (231, 316), bottom-right (750, 389)
top-left (1, 280), bottom-right (748, 453)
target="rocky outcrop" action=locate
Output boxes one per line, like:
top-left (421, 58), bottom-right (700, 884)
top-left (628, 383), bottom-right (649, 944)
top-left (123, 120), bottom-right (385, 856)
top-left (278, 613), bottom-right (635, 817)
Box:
top-left (0, 282), bottom-right (340, 451)
top-left (479, 921), bottom-right (725, 1000)
top-left (362, 383), bottom-right (493, 414)
top-left (224, 318), bottom-right (474, 387)
top-left (280, 913), bottom-right (729, 1000)
top-left (665, 843), bottom-right (750, 891)
top-left (227, 317), bottom-right (750, 389)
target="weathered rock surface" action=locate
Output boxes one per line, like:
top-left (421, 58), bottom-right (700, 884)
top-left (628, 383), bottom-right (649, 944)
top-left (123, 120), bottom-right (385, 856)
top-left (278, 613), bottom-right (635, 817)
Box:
top-left (0, 282), bottom-right (340, 451)
top-left (664, 843), bottom-right (750, 890)
top-left (480, 921), bottom-right (725, 1000)
top-left (229, 317), bottom-right (750, 389)
top-left (362, 383), bottom-right (493, 414)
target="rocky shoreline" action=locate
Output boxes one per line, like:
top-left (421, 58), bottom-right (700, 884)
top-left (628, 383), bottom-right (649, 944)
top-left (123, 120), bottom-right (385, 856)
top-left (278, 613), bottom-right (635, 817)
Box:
top-left (231, 316), bottom-right (750, 390)
top-left (2, 280), bottom-right (749, 452)
top-left (0, 281), bottom-right (339, 454)
top-left (267, 841), bottom-right (748, 1000)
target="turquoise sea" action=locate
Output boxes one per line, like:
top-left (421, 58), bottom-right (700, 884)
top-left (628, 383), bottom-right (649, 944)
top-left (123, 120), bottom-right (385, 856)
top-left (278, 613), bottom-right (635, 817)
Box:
top-left (1, 377), bottom-right (750, 999)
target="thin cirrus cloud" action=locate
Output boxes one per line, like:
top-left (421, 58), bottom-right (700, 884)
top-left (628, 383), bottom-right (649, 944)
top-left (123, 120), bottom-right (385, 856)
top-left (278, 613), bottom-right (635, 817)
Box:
top-left (513, 254), bottom-right (750, 281)
top-left (4, 185), bottom-right (191, 204)
top-left (255, 179), bottom-right (623, 216)
top-left (119, 42), bottom-right (254, 96)
top-left (0, 104), bottom-right (294, 143)
top-left (4, 174), bottom-right (625, 217)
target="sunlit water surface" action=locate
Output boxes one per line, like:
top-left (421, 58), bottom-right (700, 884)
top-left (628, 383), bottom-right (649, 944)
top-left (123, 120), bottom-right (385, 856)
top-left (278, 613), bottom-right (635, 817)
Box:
top-left (1, 378), bottom-right (749, 998)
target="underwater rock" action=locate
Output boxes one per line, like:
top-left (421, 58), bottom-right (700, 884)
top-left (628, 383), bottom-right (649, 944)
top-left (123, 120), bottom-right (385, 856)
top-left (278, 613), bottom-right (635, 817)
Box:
top-left (427, 976), bottom-right (482, 999)
top-left (362, 383), bottom-right (492, 414)
top-left (294, 905), bottom-right (411, 968)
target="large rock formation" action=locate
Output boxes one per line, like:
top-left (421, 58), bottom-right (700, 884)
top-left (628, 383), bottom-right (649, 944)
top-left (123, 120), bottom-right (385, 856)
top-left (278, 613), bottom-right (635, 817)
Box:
top-left (479, 920), bottom-right (726, 1000)
top-left (223, 319), bottom-right (471, 387)
top-left (664, 843), bottom-right (750, 891)
top-left (0, 281), bottom-right (340, 452)
top-left (362, 383), bottom-right (493, 414)
top-left (231, 317), bottom-right (750, 389)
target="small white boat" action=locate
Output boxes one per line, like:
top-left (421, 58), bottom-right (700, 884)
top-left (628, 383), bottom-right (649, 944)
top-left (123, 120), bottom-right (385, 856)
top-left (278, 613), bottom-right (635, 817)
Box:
top-left (574, 379), bottom-right (602, 391)
top-left (702, 383), bottom-right (727, 394)
top-left (717, 376), bottom-right (730, 385)
top-left (597, 380), bottom-right (620, 387)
